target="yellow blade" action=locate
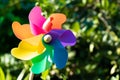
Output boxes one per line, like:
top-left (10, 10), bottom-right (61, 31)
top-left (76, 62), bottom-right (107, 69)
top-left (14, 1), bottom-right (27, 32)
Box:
top-left (11, 34), bottom-right (45, 60)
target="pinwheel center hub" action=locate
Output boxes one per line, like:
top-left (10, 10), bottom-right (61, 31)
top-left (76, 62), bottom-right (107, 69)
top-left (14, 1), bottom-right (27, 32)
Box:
top-left (43, 34), bottom-right (52, 43)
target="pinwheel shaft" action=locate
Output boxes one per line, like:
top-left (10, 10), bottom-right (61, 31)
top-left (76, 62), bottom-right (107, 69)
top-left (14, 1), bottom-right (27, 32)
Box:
top-left (29, 72), bottom-right (34, 80)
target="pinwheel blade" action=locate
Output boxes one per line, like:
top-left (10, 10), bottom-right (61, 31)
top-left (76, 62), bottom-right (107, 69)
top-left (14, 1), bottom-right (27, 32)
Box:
top-left (12, 21), bottom-right (34, 40)
top-left (31, 45), bottom-right (53, 62)
top-left (50, 13), bottom-right (66, 29)
top-left (51, 39), bottom-right (68, 69)
top-left (31, 45), bottom-right (53, 74)
top-left (31, 56), bottom-right (47, 74)
top-left (43, 13), bottom-right (66, 32)
top-left (49, 30), bottom-right (76, 46)
top-left (29, 6), bottom-right (46, 35)
top-left (58, 30), bottom-right (76, 46)
top-left (11, 34), bottom-right (45, 60)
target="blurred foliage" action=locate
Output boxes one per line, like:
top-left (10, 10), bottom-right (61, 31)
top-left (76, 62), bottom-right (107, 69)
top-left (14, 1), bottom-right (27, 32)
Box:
top-left (0, 0), bottom-right (120, 80)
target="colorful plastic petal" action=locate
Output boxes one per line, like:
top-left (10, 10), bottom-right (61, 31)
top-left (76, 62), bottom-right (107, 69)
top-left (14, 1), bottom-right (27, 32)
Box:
top-left (31, 56), bottom-right (47, 74)
top-left (31, 39), bottom-right (53, 74)
top-left (58, 30), bottom-right (76, 46)
top-left (31, 50), bottom-right (53, 74)
top-left (29, 6), bottom-right (46, 35)
top-left (50, 39), bottom-right (68, 69)
top-left (42, 13), bottom-right (66, 32)
top-left (42, 17), bottom-right (53, 32)
top-left (12, 21), bottom-right (34, 40)
top-left (49, 30), bottom-right (76, 46)
top-left (11, 34), bottom-right (45, 60)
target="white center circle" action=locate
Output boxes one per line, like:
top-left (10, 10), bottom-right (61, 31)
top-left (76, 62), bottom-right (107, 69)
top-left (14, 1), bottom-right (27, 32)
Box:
top-left (43, 34), bottom-right (52, 43)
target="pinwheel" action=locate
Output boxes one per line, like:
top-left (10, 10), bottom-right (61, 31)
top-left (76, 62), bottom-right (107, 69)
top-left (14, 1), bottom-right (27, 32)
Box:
top-left (11, 6), bottom-right (76, 74)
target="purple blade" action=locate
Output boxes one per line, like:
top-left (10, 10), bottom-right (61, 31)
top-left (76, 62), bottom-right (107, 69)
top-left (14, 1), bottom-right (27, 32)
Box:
top-left (48, 30), bottom-right (76, 46)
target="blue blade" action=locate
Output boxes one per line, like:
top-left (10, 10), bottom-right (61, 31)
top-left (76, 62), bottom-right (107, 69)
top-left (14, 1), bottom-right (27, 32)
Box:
top-left (51, 39), bottom-right (68, 69)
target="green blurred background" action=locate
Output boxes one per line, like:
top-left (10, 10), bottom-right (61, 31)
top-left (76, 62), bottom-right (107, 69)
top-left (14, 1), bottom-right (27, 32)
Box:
top-left (0, 0), bottom-right (120, 80)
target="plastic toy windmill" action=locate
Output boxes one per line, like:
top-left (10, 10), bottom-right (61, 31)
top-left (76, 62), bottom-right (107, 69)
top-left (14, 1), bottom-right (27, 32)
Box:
top-left (11, 6), bottom-right (76, 74)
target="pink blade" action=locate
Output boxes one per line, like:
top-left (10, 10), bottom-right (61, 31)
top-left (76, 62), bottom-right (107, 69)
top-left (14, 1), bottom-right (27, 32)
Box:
top-left (29, 6), bottom-right (46, 35)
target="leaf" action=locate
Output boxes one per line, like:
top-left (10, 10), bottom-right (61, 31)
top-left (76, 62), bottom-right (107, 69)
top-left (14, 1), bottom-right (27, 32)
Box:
top-left (24, 74), bottom-right (29, 80)
top-left (71, 21), bottom-right (80, 33)
top-left (116, 47), bottom-right (120, 55)
top-left (110, 64), bottom-right (117, 75)
top-left (0, 17), bottom-right (4, 27)
top-left (0, 67), bottom-right (5, 80)
top-left (89, 43), bottom-right (94, 53)
top-left (82, 0), bottom-right (87, 5)
top-left (86, 26), bottom-right (96, 36)
top-left (41, 69), bottom-right (49, 80)
top-left (110, 31), bottom-right (118, 42)
top-left (6, 70), bottom-right (12, 80)
top-left (101, 0), bottom-right (109, 9)
top-left (110, 74), bottom-right (119, 80)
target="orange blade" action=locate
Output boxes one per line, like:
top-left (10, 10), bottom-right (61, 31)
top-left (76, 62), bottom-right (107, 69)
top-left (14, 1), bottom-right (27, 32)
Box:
top-left (12, 21), bottom-right (34, 40)
top-left (43, 13), bottom-right (66, 32)
top-left (11, 34), bottom-right (46, 60)
top-left (50, 13), bottom-right (66, 29)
